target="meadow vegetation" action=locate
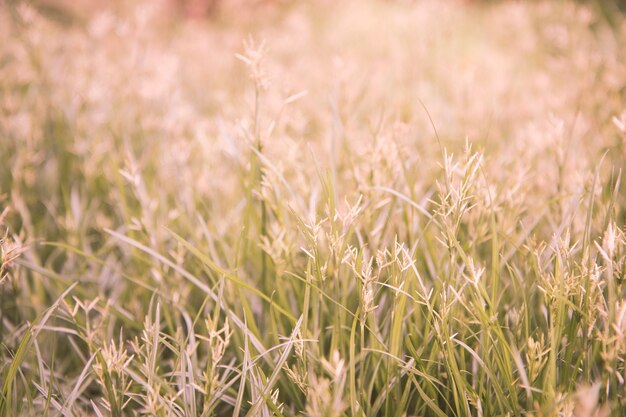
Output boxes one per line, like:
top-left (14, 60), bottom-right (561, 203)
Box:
top-left (1, 1), bottom-right (626, 416)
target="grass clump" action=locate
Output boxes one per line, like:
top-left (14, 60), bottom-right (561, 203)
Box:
top-left (1, 1), bottom-right (626, 416)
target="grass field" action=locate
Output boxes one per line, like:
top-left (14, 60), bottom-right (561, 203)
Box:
top-left (1, 1), bottom-right (626, 416)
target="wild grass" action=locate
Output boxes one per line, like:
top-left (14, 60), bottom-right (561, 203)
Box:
top-left (1, 1), bottom-right (626, 416)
